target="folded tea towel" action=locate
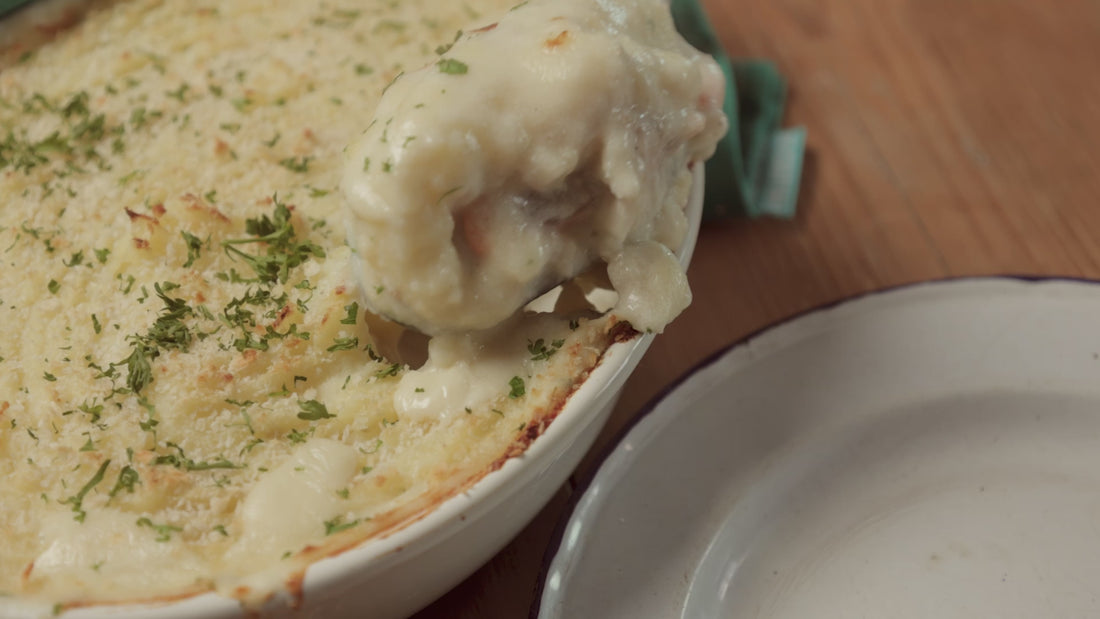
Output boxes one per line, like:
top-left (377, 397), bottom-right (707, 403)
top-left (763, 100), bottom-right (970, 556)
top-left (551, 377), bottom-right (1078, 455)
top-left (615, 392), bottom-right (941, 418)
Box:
top-left (671, 0), bottom-right (806, 219)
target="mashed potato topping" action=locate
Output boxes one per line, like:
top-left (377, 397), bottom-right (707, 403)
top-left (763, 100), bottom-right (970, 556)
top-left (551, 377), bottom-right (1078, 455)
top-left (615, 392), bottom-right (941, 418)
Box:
top-left (0, 0), bottom-right (722, 612)
top-left (342, 0), bottom-right (727, 335)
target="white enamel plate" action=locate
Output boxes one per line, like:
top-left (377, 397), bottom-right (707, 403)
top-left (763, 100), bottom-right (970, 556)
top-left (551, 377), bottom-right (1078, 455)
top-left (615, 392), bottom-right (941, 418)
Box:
top-left (537, 278), bottom-right (1100, 619)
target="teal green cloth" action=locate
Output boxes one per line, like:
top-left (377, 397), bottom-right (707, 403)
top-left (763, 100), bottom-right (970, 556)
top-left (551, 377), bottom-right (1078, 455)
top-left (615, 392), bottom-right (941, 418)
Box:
top-left (0, 0), bottom-right (32, 18)
top-left (671, 0), bottom-right (806, 219)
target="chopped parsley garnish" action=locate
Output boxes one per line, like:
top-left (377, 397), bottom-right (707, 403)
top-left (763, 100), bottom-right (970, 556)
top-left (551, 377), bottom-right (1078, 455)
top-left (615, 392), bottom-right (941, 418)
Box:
top-left (108, 466), bottom-right (139, 498)
top-left (435, 30), bottom-right (463, 56)
top-left (287, 427), bottom-right (314, 444)
top-left (181, 231), bottom-right (206, 267)
top-left (137, 396), bottom-right (158, 435)
top-left (68, 399), bottom-right (104, 424)
top-left (323, 515), bottom-right (360, 536)
top-left (527, 338), bottom-right (564, 361)
top-left (278, 156), bottom-right (312, 173)
top-left (117, 273), bottom-right (135, 294)
top-left (60, 459), bottom-right (110, 522)
top-left (117, 282), bottom-right (196, 393)
top-left (375, 363), bottom-right (401, 378)
top-left (365, 344), bottom-right (384, 362)
top-left (340, 302), bottom-right (359, 324)
top-left (327, 337), bottom-right (359, 352)
top-left (297, 399), bottom-right (334, 420)
top-left (165, 83), bottom-right (190, 102)
top-left (508, 376), bottom-right (525, 399)
top-left (436, 58), bottom-right (469, 75)
top-left (47, 279), bottom-right (60, 294)
top-left (136, 517), bottom-right (182, 542)
top-left (121, 342), bottom-right (154, 394)
top-left (222, 196), bottom-right (325, 284)
top-left (153, 442), bottom-right (241, 471)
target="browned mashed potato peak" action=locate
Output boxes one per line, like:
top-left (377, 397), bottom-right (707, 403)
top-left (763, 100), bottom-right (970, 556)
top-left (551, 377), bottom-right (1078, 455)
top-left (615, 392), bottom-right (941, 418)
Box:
top-left (0, 0), bottom-right (722, 613)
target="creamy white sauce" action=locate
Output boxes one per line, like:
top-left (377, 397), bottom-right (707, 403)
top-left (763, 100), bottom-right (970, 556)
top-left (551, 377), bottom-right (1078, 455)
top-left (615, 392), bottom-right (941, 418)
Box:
top-left (607, 240), bottom-right (692, 333)
top-left (394, 315), bottom-right (570, 421)
top-left (342, 0), bottom-right (727, 336)
top-left (227, 439), bottom-right (359, 565)
top-left (29, 510), bottom-right (206, 600)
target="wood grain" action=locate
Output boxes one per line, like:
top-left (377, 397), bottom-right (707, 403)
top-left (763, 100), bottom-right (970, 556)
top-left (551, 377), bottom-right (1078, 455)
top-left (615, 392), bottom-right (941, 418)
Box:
top-left (414, 1), bottom-right (1100, 616)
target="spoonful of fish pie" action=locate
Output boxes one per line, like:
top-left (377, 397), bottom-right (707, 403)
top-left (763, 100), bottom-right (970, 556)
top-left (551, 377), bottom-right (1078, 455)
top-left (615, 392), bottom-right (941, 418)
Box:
top-left (341, 0), bottom-right (728, 336)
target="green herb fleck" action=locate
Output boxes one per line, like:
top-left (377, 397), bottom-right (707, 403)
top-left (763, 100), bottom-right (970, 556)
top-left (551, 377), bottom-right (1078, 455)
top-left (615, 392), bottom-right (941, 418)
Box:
top-left (340, 302), bottom-right (359, 324)
top-left (435, 30), bottom-right (463, 56)
top-left (221, 196), bottom-right (325, 284)
top-left (153, 442), bottom-right (240, 471)
top-left (165, 83), bottom-right (190, 102)
top-left (323, 515), bottom-right (360, 535)
top-left (297, 399), bottom-right (334, 421)
top-left (527, 338), bottom-right (564, 361)
top-left (181, 231), bottom-right (206, 268)
top-left (60, 459), bottom-right (110, 522)
top-left (278, 156), bottom-right (312, 173)
top-left (327, 337), bottom-right (359, 352)
top-left (108, 466), bottom-right (139, 498)
top-left (436, 58), bottom-right (469, 75)
top-left (136, 517), bottom-right (182, 542)
top-left (287, 427), bottom-right (314, 444)
top-left (508, 376), bottom-right (526, 399)
top-left (375, 363), bottom-right (401, 379)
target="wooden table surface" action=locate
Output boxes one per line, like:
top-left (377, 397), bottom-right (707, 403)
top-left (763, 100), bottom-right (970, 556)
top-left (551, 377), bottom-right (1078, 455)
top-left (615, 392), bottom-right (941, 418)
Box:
top-left (415, 0), bottom-right (1100, 616)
